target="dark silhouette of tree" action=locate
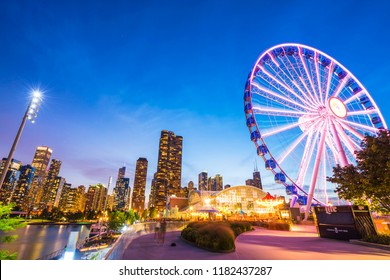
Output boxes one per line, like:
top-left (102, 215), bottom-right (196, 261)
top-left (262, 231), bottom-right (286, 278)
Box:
top-left (328, 129), bottom-right (390, 213)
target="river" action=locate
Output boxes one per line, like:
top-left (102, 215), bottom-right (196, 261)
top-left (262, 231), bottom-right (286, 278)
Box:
top-left (0, 224), bottom-right (90, 260)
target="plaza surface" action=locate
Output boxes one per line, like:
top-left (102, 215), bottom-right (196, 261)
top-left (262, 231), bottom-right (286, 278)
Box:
top-left (121, 225), bottom-right (390, 260)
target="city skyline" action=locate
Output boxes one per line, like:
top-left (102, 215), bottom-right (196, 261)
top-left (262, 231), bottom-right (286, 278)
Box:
top-left (1, 1), bottom-right (390, 201)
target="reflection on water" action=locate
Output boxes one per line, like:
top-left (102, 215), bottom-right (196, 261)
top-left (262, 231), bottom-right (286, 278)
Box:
top-left (0, 224), bottom-right (90, 260)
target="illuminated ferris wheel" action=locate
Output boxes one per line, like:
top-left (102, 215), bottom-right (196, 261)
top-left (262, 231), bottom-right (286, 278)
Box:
top-left (244, 43), bottom-right (387, 218)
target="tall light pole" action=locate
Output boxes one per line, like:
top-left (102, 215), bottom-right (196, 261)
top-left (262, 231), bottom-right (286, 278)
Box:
top-left (0, 90), bottom-right (43, 192)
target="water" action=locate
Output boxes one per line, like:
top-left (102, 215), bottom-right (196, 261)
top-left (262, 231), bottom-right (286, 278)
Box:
top-left (0, 224), bottom-right (90, 260)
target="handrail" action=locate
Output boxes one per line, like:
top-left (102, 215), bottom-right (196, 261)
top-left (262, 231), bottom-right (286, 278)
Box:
top-left (36, 246), bottom-right (66, 260)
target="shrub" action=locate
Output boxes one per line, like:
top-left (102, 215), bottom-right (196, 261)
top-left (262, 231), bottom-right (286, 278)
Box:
top-left (181, 221), bottom-right (255, 251)
top-left (267, 221), bottom-right (291, 231)
top-left (229, 221), bottom-right (253, 236)
top-left (195, 223), bottom-right (235, 251)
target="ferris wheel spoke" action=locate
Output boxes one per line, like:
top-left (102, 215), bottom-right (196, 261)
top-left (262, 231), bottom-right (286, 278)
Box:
top-left (297, 50), bottom-right (322, 105)
top-left (339, 119), bottom-right (378, 133)
top-left (343, 90), bottom-right (365, 105)
top-left (333, 120), bottom-right (362, 152)
top-left (324, 61), bottom-right (335, 104)
top-left (336, 121), bottom-right (365, 141)
top-left (277, 118), bottom-right (322, 164)
top-left (258, 67), bottom-right (317, 109)
top-left (262, 116), bottom-right (320, 138)
top-left (313, 52), bottom-right (324, 104)
top-left (329, 119), bottom-right (349, 167)
top-left (329, 74), bottom-right (351, 99)
top-left (252, 106), bottom-right (311, 118)
top-left (347, 108), bottom-right (377, 116)
top-left (277, 56), bottom-right (320, 108)
top-left (305, 122), bottom-right (328, 219)
top-left (252, 82), bottom-right (314, 112)
top-left (296, 129), bottom-right (318, 187)
top-left (325, 136), bottom-right (342, 166)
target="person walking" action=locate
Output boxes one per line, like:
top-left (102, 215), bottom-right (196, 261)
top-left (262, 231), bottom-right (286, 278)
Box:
top-left (154, 220), bottom-right (161, 241)
top-left (158, 219), bottom-right (167, 244)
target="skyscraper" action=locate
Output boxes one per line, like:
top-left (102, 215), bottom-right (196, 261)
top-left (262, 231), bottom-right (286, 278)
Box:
top-left (113, 166), bottom-right (130, 211)
top-left (0, 158), bottom-right (21, 203)
top-left (215, 174), bottom-right (223, 191)
top-left (253, 170), bottom-right (263, 190)
top-left (12, 164), bottom-right (35, 209)
top-left (198, 171), bottom-right (208, 191)
top-left (132, 157), bottom-right (148, 213)
top-left (41, 159), bottom-right (62, 209)
top-left (153, 130), bottom-right (183, 213)
top-left (26, 146), bottom-right (52, 211)
top-left (85, 183), bottom-right (108, 212)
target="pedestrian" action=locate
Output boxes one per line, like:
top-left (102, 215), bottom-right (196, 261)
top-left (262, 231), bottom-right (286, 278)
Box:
top-left (154, 220), bottom-right (160, 241)
top-left (159, 219), bottom-right (167, 244)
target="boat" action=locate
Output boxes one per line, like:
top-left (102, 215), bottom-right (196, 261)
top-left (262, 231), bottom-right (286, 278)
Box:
top-left (88, 223), bottom-right (108, 238)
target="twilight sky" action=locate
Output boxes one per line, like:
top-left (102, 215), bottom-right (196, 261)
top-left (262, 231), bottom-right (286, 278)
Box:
top-left (0, 0), bottom-right (389, 200)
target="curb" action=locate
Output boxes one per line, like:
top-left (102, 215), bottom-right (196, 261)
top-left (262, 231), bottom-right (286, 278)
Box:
top-left (349, 239), bottom-right (390, 251)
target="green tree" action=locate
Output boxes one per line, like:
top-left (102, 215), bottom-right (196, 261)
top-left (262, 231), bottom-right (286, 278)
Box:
top-left (327, 129), bottom-right (390, 213)
top-left (0, 203), bottom-right (26, 260)
top-left (149, 207), bottom-right (157, 219)
top-left (126, 209), bottom-right (136, 224)
top-left (107, 211), bottom-right (126, 233)
top-left (141, 209), bottom-right (148, 221)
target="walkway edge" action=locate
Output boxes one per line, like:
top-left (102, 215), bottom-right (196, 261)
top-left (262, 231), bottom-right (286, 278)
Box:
top-left (349, 239), bottom-right (390, 251)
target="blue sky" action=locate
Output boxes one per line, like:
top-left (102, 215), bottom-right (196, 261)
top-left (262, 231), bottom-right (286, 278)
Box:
top-left (0, 0), bottom-right (389, 200)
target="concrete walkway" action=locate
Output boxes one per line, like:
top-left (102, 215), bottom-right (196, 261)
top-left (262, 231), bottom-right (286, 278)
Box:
top-left (121, 225), bottom-right (390, 260)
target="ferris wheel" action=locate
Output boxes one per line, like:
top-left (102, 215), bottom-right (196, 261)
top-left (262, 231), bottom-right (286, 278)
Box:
top-left (244, 43), bottom-right (387, 218)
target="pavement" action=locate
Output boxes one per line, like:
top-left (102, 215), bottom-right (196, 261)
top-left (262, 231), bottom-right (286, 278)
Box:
top-left (121, 224), bottom-right (390, 260)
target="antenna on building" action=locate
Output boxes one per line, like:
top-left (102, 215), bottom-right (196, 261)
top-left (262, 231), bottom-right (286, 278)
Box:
top-left (104, 176), bottom-right (112, 211)
top-left (254, 160), bottom-right (258, 172)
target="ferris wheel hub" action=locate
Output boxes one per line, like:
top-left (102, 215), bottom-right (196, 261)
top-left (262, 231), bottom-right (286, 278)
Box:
top-left (329, 97), bottom-right (347, 118)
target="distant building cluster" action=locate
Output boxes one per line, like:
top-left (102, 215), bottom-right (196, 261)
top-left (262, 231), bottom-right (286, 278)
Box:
top-left (0, 129), bottom-right (264, 216)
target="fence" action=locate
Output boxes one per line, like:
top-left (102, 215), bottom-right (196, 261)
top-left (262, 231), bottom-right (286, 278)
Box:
top-left (104, 221), bottom-right (188, 260)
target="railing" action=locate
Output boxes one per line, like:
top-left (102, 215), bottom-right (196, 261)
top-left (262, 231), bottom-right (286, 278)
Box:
top-left (104, 221), bottom-right (188, 260)
top-left (36, 246), bottom-right (66, 260)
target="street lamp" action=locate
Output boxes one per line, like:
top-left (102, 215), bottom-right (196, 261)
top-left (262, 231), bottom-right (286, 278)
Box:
top-left (0, 90), bottom-right (43, 191)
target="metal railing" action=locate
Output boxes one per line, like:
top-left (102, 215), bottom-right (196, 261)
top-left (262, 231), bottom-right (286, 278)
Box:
top-left (37, 246), bottom-right (66, 260)
top-left (104, 221), bottom-right (188, 260)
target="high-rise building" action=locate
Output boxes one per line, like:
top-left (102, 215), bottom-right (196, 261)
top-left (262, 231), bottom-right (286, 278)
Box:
top-left (85, 183), bottom-right (107, 212)
top-left (208, 176), bottom-right (215, 191)
top-left (12, 164), bottom-right (35, 209)
top-left (0, 158), bottom-right (22, 203)
top-left (253, 170), bottom-right (263, 189)
top-left (113, 166), bottom-right (130, 211)
top-left (215, 174), bottom-right (223, 191)
top-left (41, 159), bottom-right (62, 209)
top-left (198, 171), bottom-right (208, 191)
top-left (26, 146), bottom-right (52, 211)
top-left (75, 185), bottom-right (86, 212)
top-left (132, 158), bottom-right (148, 213)
top-left (245, 179), bottom-right (254, 186)
top-left (58, 183), bottom-right (74, 212)
top-left (152, 130), bottom-right (183, 213)
top-left (148, 173), bottom-right (157, 208)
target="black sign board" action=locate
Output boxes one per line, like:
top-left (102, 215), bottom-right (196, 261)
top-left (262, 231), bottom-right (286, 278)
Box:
top-left (313, 205), bottom-right (377, 240)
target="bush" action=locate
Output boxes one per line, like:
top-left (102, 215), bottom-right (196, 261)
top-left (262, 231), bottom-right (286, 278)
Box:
top-left (267, 221), bottom-right (291, 231)
top-left (181, 221), bottom-right (253, 252)
top-left (229, 221), bottom-right (253, 236)
top-left (363, 233), bottom-right (390, 245)
top-left (196, 223), bottom-right (235, 251)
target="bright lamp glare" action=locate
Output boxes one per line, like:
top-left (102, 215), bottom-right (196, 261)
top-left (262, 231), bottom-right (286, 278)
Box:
top-left (32, 90), bottom-right (42, 98)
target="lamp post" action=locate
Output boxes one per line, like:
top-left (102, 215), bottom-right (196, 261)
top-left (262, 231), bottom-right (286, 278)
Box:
top-left (0, 90), bottom-right (42, 192)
